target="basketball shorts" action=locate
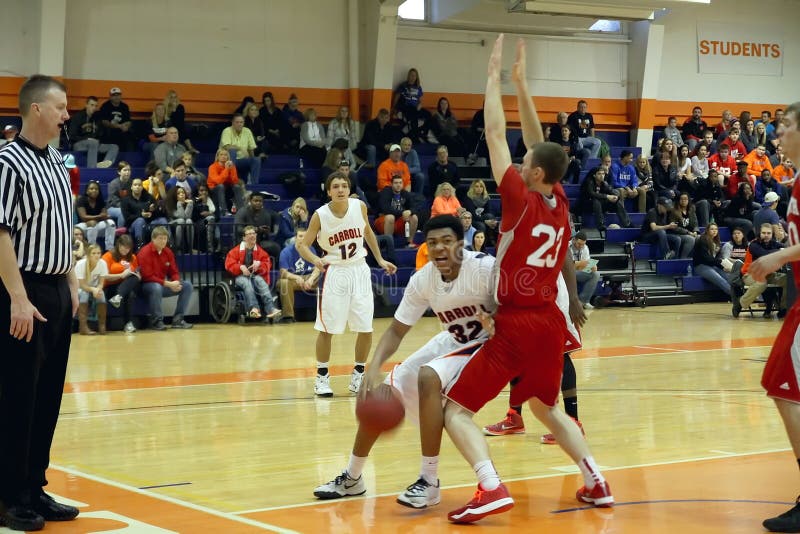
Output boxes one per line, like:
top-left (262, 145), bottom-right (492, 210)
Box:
top-left (385, 331), bottom-right (483, 426)
top-left (762, 305), bottom-right (800, 403)
top-left (446, 304), bottom-right (567, 413)
top-left (315, 260), bottom-right (373, 334)
top-left (556, 274), bottom-right (582, 353)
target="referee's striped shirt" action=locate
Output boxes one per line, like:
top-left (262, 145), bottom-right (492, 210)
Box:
top-left (0, 137), bottom-right (73, 275)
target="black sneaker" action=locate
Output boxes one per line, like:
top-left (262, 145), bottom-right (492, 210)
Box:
top-left (279, 316), bottom-right (296, 324)
top-left (764, 497), bottom-right (800, 532)
top-left (32, 492), bottom-right (79, 522)
top-left (150, 320), bottom-right (167, 331)
top-left (0, 504), bottom-right (45, 531)
top-left (732, 299), bottom-right (742, 318)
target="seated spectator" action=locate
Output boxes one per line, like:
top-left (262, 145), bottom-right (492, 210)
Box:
top-left (277, 228), bottom-right (320, 323)
top-left (461, 179), bottom-right (499, 240)
top-left (755, 121), bottom-right (779, 154)
top-left (235, 191), bottom-right (280, 262)
top-left (68, 96), bottom-right (117, 168)
top-left (259, 91), bottom-right (291, 154)
top-left (753, 191), bottom-right (782, 231)
top-left (741, 120), bottom-right (758, 153)
top-left (719, 129), bottom-right (747, 160)
top-left (663, 116), bottom-right (684, 148)
top-left (392, 68), bottom-right (424, 143)
top-left (676, 157), bottom-right (709, 222)
top-left (276, 197), bottom-right (309, 247)
top-left (72, 227), bottom-right (88, 262)
top-left (610, 150), bottom-right (647, 213)
top-left (724, 181), bottom-right (757, 238)
top-left (154, 126), bottom-right (186, 174)
top-left (142, 161), bottom-right (167, 203)
top-left (714, 109), bottom-right (734, 138)
top-left (224, 225), bottom-right (281, 321)
top-left (467, 230), bottom-right (487, 253)
top-left (701, 170), bottom-right (726, 227)
top-left (652, 150), bottom-right (678, 200)
top-left (377, 144), bottom-right (411, 191)
top-left (734, 160), bottom-right (755, 192)
top-left (326, 106), bottom-right (359, 165)
top-left (99, 87), bottom-right (135, 151)
top-left (773, 158), bottom-right (796, 188)
top-left (355, 108), bottom-right (399, 168)
top-left (107, 161), bottom-right (132, 227)
top-left (220, 113), bottom-right (261, 184)
top-left (567, 100), bottom-right (601, 158)
top-left (166, 187), bottom-right (194, 253)
top-left (399, 137), bottom-right (425, 195)
top-left (554, 125), bottom-right (583, 183)
top-left (207, 148), bottom-right (244, 215)
top-left (735, 223), bottom-right (787, 317)
top-left (671, 193), bottom-right (699, 258)
top-left (138, 226), bottom-right (194, 330)
top-left (76, 181), bottom-right (116, 251)
top-left (121, 178), bottom-right (167, 249)
top-left (180, 152), bottom-right (205, 183)
top-left (470, 107), bottom-right (488, 158)
top-left (691, 144), bottom-right (710, 180)
top-left (430, 182), bottom-right (461, 218)
top-left (193, 184), bottom-right (218, 252)
top-left (569, 231), bottom-right (600, 309)
top-left (708, 145), bottom-right (737, 196)
top-left (721, 226), bottom-right (749, 263)
top-left (718, 119), bottom-right (741, 144)
top-left (693, 129), bottom-right (717, 157)
top-left (658, 137), bottom-right (678, 163)
top-left (243, 102), bottom-right (269, 157)
top-left (165, 160), bottom-right (198, 197)
top-left (234, 96), bottom-right (255, 115)
top-left (743, 145), bottom-right (774, 184)
top-left (692, 223), bottom-right (732, 296)
top-left (634, 154), bottom-right (657, 211)
top-left (681, 106), bottom-right (708, 151)
top-left (75, 244), bottom-right (108, 335)
top-left (640, 197), bottom-right (681, 260)
top-left (770, 145), bottom-right (786, 168)
top-left (0, 124), bottom-right (18, 147)
top-left (754, 169), bottom-right (785, 206)
top-left (431, 97), bottom-right (466, 157)
top-left (102, 234), bottom-right (141, 334)
top-left (579, 167), bottom-right (631, 230)
top-left (459, 211), bottom-right (477, 248)
top-left (298, 108), bottom-right (327, 168)
top-left (143, 102), bottom-right (170, 159)
top-left (376, 175), bottom-right (419, 248)
top-left (281, 93), bottom-right (304, 151)
top-left (767, 109), bottom-right (784, 137)
top-left (427, 145), bottom-right (459, 197)
top-left (164, 89), bottom-right (198, 154)
top-left (676, 145), bottom-right (694, 182)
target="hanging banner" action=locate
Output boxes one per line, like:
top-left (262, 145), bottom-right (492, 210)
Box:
top-left (697, 22), bottom-right (783, 76)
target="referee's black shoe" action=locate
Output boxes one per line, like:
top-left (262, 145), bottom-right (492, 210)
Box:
top-left (31, 492), bottom-right (79, 522)
top-left (0, 503), bottom-right (45, 531)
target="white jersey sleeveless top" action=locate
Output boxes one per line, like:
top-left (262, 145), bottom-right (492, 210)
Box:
top-left (316, 198), bottom-right (368, 265)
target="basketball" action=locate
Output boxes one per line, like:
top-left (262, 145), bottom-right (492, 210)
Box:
top-left (356, 384), bottom-right (405, 433)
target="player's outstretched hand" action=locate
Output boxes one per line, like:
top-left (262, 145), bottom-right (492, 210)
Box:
top-left (748, 253), bottom-right (785, 283)
top-left (476, 310), bottom-right (495, 338)
top-left (568, 296), bottom-right (588, 328)
top-left (488, 34), bottom-right (504, 80)
top-left (359, 364), bottom-right (383, 400)
top-left (379, 259), bottom-right (397, 275)
top-left (511, 38), bottom-right (526, 85)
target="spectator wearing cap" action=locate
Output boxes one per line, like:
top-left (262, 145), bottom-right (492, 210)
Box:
top-left (0, 124), bottom-right (18, 147)
top-left (753, 191), bottom-right (782, 231)
top-left (640, 197), bottom-right (681, 260)
top-left (376, 174), bottom-right (419, 248)
top-left (377, 143), bottom-right (411, 192)
top-left (68, 96), bottom-right (118, 168)
top-left (99, 87), bottom-right (135, 151)
top-left (427, 144), bottom-right (459, 198)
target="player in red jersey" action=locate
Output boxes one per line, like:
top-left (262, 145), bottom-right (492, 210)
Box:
top-left (437, 36), bottom-right (612, 525)
top-left (749, 102), bottom-right (800, 533)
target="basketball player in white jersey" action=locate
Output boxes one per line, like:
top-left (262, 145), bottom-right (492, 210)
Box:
top-left (296, 171), bottom-right (396, 397)
top-left (314, 215), bottom-right (496, 508)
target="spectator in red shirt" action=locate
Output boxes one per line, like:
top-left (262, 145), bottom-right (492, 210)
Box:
top-left (708, 145), bottom-right (738, 197)
top-left (224, 225), bottom-right (281, 320)
top-left (138, 226), bottom-right (193, 330)
top-left (718, 128), bottom-right (747, 160)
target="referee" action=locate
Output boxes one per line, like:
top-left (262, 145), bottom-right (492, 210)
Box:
top-left (0, 75), bottom-right (80, 531)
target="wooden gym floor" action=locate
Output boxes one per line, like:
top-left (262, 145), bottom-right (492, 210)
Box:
top-left (24, 303), bottom-right (799, 533)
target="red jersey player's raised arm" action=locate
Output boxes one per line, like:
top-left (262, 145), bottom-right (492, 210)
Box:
top-left (511, 37), bottom-right (544, 149)
top-left (484, 35), bottom-right (512, 188)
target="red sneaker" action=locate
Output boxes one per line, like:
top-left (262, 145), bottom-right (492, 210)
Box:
top-left (541, 417), bottom-right (584, 444)
top-left (483, 410), bottom-right (525, 436)
top-left (448, 484), bottom-right (514, 523)
top-left (576, 481), bottom-right (614, 508)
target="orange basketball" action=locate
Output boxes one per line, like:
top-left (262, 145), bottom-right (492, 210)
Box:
top-left (355, 384), bottom-right (405, 433)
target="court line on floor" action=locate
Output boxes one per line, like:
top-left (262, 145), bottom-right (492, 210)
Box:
top-left (51, 463), bottom-right (300, 533)
top-left (62, 342), bottom-right (776, 395)
top-left (232, 447), bottom-right (791, 515)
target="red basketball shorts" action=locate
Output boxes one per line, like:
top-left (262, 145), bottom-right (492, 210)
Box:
top-left (762, 305), bottom-right (800, 403)
top-left (445, 304), bottom-right (566, 412)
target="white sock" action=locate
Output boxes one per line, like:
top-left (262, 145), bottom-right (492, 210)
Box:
top-left (578, 456), bottom-right (605, 489)
top-left (421, 455), bottom-right (439, 485)
top-left (316, 362), bottom-right (328, 376)
top-left (473, 460), bottom-right (500, 491)
top-left (347, 454), bottom-right (367, 480)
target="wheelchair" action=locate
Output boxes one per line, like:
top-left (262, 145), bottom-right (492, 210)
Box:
top-left (209, 276), bottom-right (279, 325)
top-left (593, 242), bottom-right (648, 308)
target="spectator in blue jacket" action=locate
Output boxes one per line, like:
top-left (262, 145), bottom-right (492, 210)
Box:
top-left (610, 150), bottom-right (648, 213)
top-left (754, 169), bottom-right (785, 205)
top-left (275, 197), bottom-right (309, 247)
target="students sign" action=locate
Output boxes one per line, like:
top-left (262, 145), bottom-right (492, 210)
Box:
top-left (697, 22), bottom-right (783, 76)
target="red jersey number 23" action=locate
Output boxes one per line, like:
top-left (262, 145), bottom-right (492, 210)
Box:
top-left (526, 224), bottom-right (565, 268)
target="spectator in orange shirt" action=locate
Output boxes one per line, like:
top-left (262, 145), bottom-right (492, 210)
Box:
top-left (376, 144), bottom-right (411, 191)
top-left (430, 182), bottom-right (462, 218)
top-left (208, 148), bottom-right (244, 215)
top-left (773, 158), bottom-right (796, 188)
top-left (743, 145), bottom-right (774, 184)
top-left (102, 234), bottom-right (141, 334)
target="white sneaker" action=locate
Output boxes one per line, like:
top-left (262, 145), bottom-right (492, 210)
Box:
top-left (397, 477), bottom-right (441, 509)
top-left (583, 302), bottom-right (594, 310)
top-left (348, 369), bottom-right (364, 393)
top-left (97, 160), bottom-right (113, 169)
top-left (314, 471), bottom-right (366, 499)
top-left (109, 294), bottom-right (123, 308)
top-left (123, 321), bottom-right (136, 333)
top-left (315, 374), bottom-right (333, 397)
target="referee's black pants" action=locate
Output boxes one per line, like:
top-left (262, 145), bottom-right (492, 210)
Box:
top-left (0, 272), bottom-right (72, 506)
